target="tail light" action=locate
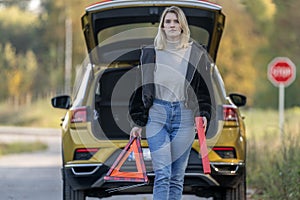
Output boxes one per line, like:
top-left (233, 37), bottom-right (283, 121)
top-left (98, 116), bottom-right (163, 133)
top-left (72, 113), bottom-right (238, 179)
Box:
top-left (223, 105), bottom-right (239, 126)
top-left (213, 147), bottom-right (236, 159)
top-left (71, 107), bottom-right (87, 123)
top-left (74, 148), bottom-right (99, 160)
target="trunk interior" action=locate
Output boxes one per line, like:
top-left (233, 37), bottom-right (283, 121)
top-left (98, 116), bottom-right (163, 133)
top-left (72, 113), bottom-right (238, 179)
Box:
top-left (93, 65), bottom-right (140, 140)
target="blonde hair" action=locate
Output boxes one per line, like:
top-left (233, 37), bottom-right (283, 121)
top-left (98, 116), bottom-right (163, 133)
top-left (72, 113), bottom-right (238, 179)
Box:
top-left (154, 6), bottom-right (190, 50)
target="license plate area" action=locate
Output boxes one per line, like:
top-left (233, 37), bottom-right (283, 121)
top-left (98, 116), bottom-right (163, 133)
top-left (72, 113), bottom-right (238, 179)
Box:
top-left (127, 148), bottom-right (152, 161)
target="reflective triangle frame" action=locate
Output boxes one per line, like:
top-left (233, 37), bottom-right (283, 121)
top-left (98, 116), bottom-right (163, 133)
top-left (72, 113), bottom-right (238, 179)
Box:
top-left (104, 137), bottom-right (149, 183)
top-left (195, 116), bottom-right (211, 174)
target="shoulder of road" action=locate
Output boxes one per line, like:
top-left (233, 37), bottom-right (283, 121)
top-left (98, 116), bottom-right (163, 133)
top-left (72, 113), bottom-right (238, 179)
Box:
top-left (0, 126), bottom-right (60, 136)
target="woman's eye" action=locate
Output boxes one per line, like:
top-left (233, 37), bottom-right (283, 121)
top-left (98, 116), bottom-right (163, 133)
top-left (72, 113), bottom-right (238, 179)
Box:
top-left (164, 19), bottom-right (179, 24)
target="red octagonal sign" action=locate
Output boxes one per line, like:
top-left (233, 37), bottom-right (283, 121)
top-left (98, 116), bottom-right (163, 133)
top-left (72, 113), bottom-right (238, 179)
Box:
top-left (268, 57), bottom-right (296, 87)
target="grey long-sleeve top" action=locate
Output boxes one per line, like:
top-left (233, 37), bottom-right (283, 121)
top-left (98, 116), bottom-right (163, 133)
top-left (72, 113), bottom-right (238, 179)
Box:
top-left (154, 40), bottom-right (192, 102)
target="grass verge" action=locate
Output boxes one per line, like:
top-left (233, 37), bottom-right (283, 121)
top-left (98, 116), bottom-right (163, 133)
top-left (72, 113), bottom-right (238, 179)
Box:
top-left (0, 141), bottom-right (48, 156)
top-left (0, 98), bottom-right (66, 128)
top-left (242, 108), bottom-right (300, 199)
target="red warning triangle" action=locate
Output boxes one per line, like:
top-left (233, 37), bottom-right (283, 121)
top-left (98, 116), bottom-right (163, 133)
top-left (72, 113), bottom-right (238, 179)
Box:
top-left (104, 137), bottom-right (149, 183)
top-left (195, 116), bottom-right (211, 174)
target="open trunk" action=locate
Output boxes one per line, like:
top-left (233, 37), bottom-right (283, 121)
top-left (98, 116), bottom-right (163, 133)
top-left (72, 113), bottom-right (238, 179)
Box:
top-left (82, 1), bottom-right (225, 63)
top-left (86, 1), bottom-right (225, 140)
top-left (94, 65), bottom-right (139, 139)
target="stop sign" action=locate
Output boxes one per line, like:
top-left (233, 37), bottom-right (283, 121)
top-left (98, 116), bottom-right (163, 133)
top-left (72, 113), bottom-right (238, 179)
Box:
top-left (268, 57), bottom-right (296, 87)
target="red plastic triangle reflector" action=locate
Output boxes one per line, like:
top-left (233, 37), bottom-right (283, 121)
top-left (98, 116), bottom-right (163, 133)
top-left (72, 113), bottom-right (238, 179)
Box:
top-left (104, 137), bottom-right (148, 183)
top-left (195, 117), bottom-right (211, 174)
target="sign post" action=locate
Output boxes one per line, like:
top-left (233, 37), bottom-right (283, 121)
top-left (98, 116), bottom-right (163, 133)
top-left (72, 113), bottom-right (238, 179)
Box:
top-left (268, 57), bottom-right (296, 138)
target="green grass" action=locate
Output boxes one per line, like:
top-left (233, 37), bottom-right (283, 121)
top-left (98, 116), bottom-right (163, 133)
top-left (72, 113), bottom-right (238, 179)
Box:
top-left (241, 108), bottom-right (300, 199)
top-left (0, 99), bottom-right (61, 156)
top-left (242, 107), bottom-right (300, 139)
top-left (0, 98), bottom-right (66, 128)
top-left (0, 141), bottom-right (48, 156)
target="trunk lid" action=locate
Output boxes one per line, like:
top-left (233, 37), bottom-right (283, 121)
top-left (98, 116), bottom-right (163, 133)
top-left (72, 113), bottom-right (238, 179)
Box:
top-left (81, 0), bottom-right (225, 64)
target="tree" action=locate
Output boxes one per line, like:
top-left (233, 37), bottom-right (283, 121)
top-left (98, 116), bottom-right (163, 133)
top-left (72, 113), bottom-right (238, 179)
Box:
top-left (243, 0), bottom-right (300, 108)
top-left (3, 43), bottom-right (21, 106)
top-left (214, 0), bottom-right (266, 106)
top-left (22, 50), bottom-right (38, 104)
top-left (0, 5), bottom-right (47, 104)
top-left (0, 6), bottom-right (41, 53)
top-left (268, 0), bottom-right (300, 108)
top-left (0, 44), bottom-right (9, 100)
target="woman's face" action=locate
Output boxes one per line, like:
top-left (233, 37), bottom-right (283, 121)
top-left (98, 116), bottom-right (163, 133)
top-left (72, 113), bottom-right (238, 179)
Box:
top-left (162, 12), bottom-right (182, 41)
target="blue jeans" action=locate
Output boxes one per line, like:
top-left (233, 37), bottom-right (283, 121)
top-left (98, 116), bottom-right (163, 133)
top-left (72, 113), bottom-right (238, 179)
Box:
top-left (146, 99), bottom-right (195, 200)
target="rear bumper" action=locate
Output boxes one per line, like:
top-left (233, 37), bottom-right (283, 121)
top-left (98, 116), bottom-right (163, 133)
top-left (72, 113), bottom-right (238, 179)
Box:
top-left (210, 162), bottom-right (246, 188)
top-left (64, 163), bottom-right (108, 190)
top-left (64, 161), bottom-right (245, 197)
top-left (64, 163), bottom-right (219, 188)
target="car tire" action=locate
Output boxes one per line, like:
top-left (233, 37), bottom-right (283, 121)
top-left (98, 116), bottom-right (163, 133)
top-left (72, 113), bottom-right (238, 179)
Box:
top-left (223, 175), bottom-right (246, 200)
top-left (63, 170), bottom-right (86, 200)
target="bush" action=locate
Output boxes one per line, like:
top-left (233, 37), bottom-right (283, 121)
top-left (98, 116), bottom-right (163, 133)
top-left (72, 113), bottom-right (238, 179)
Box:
top-left (246, 110), bottom-right (300, 199)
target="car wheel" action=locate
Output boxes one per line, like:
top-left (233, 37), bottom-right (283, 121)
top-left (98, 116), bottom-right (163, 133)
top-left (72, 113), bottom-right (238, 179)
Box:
top-left (223, 176), bottom-right (246, 200)
top-left (237, 173), bottom-right (246, 200)
top-left (63, 170), bottom-right (86, 200)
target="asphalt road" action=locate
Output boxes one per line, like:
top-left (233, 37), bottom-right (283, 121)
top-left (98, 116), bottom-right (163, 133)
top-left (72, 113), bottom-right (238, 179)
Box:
top-left (0, 127), bottom-right (208, 200)
top-left (0, 127), bottom-right (62, 200)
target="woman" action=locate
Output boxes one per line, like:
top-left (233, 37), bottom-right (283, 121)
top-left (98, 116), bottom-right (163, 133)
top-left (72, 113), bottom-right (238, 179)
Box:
top-left (129, 6), bottom-right (213, 200)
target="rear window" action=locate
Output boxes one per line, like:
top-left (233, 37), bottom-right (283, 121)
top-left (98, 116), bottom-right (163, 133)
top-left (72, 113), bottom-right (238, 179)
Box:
top-left (98, 23), bottom-right (157, 45)
top-left (97, 23), bottom-right (209, 47)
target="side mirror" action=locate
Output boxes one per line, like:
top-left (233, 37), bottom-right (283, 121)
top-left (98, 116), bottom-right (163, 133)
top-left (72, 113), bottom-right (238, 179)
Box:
top-left (51, 95), bottom-right (71, 109)
top-left (229, 93), bottom-right (247, 107)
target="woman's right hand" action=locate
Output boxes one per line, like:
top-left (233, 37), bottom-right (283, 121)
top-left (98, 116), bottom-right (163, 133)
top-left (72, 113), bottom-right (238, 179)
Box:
top-left (130, 127), bottom-right (142, 138)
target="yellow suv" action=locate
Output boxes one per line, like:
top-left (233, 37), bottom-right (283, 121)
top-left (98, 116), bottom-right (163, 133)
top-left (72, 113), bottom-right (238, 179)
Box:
top-left (51, 1), bottom-right (247, 199)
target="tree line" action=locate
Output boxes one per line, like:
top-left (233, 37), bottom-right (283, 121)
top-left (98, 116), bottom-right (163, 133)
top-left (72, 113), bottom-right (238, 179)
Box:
top-left (0, 0), bottom-right (299, 108)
